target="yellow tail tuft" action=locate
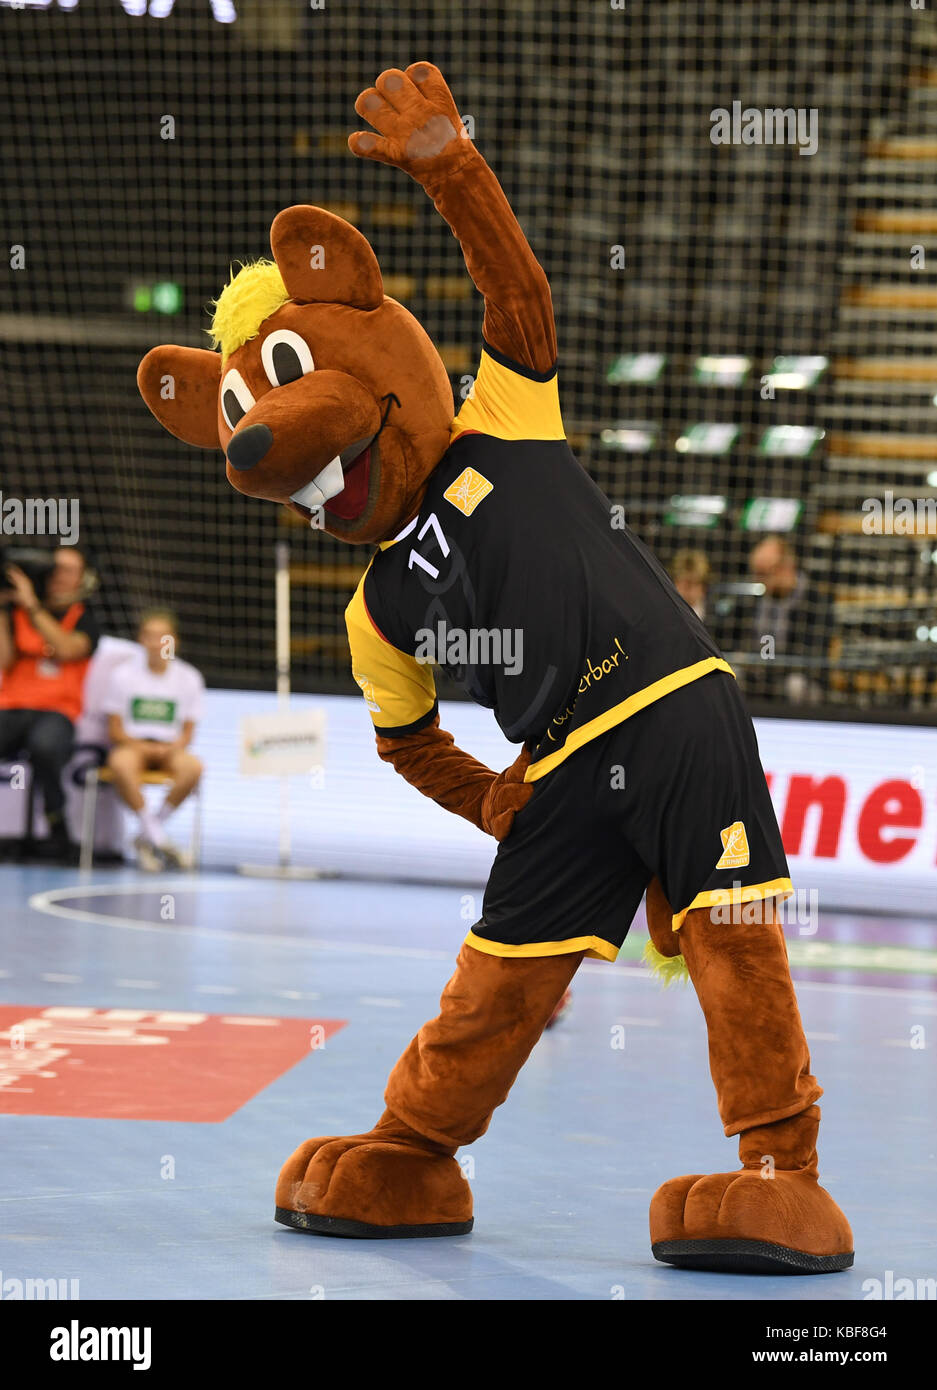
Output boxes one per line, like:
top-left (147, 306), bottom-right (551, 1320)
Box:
top-left (642, 938), bottom-right (690, 987)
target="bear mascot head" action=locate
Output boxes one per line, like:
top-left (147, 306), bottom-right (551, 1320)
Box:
top-left (137, 207), bottom-right (454, 547)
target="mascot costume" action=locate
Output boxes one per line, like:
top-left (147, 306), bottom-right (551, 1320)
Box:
top-left (138, 63), bottom-right (853, 1273)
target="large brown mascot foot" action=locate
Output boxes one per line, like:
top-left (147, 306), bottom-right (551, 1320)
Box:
top-left (274, 1110), bottom-right (472, 1238)
top-left (645, 882), bottom-right (854, 1274)
top-left (651, 1106), bottom-right (854, 1273)
top-left (275, 943), bottom-right (583, 1237)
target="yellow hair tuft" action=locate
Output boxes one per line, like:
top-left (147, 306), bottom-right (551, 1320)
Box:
top-left (208, 259), bottom-right (290, 360)
top-left (642, 938), bottom-right (690, 987)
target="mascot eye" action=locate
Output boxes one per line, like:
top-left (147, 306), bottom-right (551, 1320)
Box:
top-left (220, 369), bottom-right (256, 430)
top-left (261, 330), bottom-right (315, 388)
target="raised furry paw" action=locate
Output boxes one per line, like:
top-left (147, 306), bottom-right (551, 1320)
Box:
top-left (348, 62), bottom-right (473, 180)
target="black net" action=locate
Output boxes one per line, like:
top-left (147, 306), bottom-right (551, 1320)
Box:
top-left (2, 0), bottom-right (935, 709)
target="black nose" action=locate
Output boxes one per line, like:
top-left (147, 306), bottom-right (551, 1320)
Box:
top-left (227, 423), bottom-right (273, 471)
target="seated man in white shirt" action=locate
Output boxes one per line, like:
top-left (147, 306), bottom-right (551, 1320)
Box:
top-left (103, 609), bottom-right (204, 870)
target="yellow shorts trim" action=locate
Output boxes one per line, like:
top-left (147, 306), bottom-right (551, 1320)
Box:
top-left (464, 929), bottom-right (619, 963)
top-left (671, 877), bottom-right (794, 932)
top-left (525, 657), bottom-right (736, 782)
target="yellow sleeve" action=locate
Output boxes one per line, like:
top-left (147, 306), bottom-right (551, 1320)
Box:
top-left (450, 344), bottom-right (564, 445)
top-left (345, 575), bottom-right (438, 737)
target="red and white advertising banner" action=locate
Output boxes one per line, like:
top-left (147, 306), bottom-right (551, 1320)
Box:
top-left (755, 717), bottom-right (937, 913)
top-left (4, 684), bottom-right (935, 915)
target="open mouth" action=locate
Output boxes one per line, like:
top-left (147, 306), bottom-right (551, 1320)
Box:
top-left (324, 441), bottom-right (373, 521)
top-left (287, 394), bottom-right (398, 529)
top-left (289, 435), bottom-right (375, 524)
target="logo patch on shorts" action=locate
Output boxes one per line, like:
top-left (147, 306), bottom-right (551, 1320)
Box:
top-left (443, 468), bottom-right (493, 517)
top-left (716, 821), bottom-right (750, 869)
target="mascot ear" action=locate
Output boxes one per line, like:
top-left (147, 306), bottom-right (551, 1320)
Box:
top-left (271, 206), bottom-right (384, 310)
top-left (137, 346), bottom-right (222, 449)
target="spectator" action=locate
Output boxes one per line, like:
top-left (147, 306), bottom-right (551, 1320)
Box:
top-left (746, 535), bottom-right (833, 701)
top-left (102, 609), bottom-right (204, 871)
top-left (0, 546), bottom-right (100, 859)
top-left (669, 549), bottom-right (711, 621)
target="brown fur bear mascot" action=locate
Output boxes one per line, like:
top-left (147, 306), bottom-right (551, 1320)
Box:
top-left (138, 63), bottom-right (853, 1273)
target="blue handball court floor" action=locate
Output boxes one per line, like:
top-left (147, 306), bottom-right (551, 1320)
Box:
top-left (0, 862), bottom-right (935, 1301)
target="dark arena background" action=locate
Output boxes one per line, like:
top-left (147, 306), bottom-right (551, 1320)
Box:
top-left (0, 0), bottom-right (935, 1329)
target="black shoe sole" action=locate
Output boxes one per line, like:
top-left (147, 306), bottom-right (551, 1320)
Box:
top-left (274, 1206), bottom-right (473, 1239)
top-left (652, 1238), bottom-right (854, 1274)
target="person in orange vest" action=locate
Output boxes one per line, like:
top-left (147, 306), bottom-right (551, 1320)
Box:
top-left (0, 547), bottom-right (100, 859)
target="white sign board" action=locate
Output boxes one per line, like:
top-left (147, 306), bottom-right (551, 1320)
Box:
top-left (239, 709), bottom-right (325, 778)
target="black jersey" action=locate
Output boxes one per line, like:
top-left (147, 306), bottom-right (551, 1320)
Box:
top-left (346, 343), bottom-right (733, 780)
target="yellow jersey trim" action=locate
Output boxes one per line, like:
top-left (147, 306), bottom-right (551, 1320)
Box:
top-left (464, 929), bottom-right (619, 963)
top-left (671, 877), bottom-right (795, 932)
top-left (450, 348), bottom-right (565, 445)
top-left (345, 573), bottom-right (437, 734)
top-left (525, 656), bottom-right (736, 781)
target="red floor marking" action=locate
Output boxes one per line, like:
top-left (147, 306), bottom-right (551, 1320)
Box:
top-left (0, 1005), bottom-right (346, 1122)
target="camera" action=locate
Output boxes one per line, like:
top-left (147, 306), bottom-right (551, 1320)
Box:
top-left (0, 545), bottom-right (55, 604)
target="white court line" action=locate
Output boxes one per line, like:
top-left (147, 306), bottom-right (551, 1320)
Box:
top-left (792, 978), bottom-right (937, 1005)
top-left (32, 876), bottom-right (251, 903)
top-left (24, 880), bottom-right (937, 1004)
top-left (28, 881), bottom-right (451, 960)
top-left (0, 1184), bottom-right (238, 1204)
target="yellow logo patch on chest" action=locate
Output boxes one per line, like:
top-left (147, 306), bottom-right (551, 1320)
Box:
top-left (443, 467), bottom-right (494, 517)
top-left (716, 821), bottom-right (750, 869)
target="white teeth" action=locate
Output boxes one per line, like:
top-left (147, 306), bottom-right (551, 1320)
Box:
top-left (313, 455), bottom-right (346, 501)
top-left (290, 456), bottom-right (345, 511)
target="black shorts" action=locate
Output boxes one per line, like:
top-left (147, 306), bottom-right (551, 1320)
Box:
top-left (466, 670), bottom-right (792, 962)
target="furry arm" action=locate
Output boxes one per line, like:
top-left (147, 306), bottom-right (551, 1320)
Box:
top-left (348, 61), bottom-right (557, 373)
top-left (375, 716), bottom-right (534, 841)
